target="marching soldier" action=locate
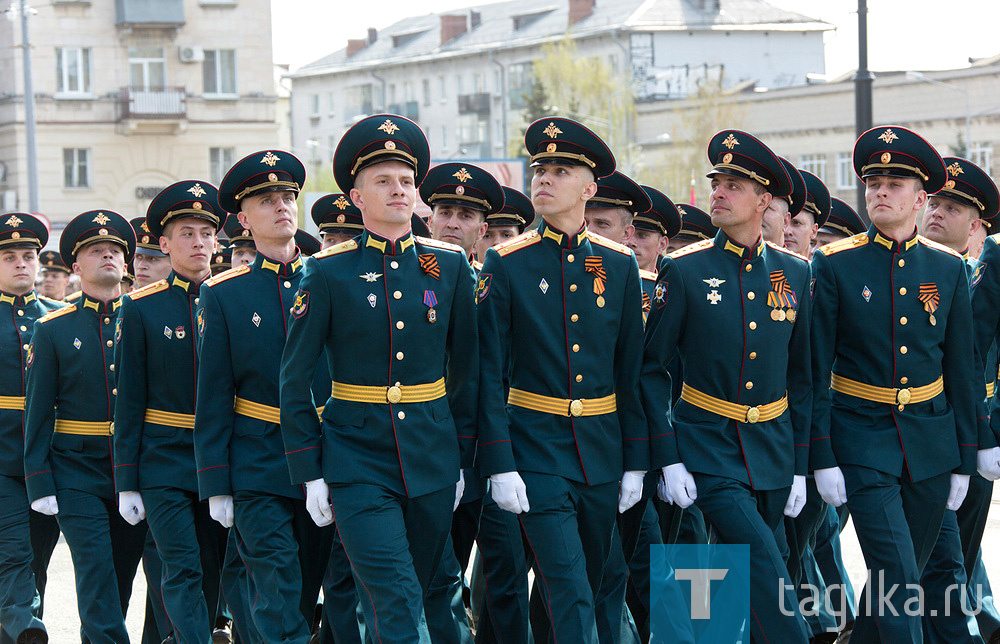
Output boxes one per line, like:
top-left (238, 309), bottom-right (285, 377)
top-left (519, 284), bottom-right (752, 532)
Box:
top-left (210, 243), bottom-right (232, 275)
top-left (24, 210), bottom-right (147, 643)
top-left (114, 181), bottom-right (229, 644)
top-left (642, 129), bottom-right (812, 642)
top-left (279, 114), bottom-right (478, 641)
top-left (130, 217), bottom-right (172, 289)
top-left (311, 194), bottom-right (364, 250)
top-left (815, 198), bottom-right (867, 247)
top-left (759, 157), bottom-right (805, 246)
top-left (221, 213), bottom-right (256, 266)
top-left (628, 185), bottom-right (680, 274)
top-left (783, 169), bottom-right (830, 257)
top-left (810, 126), bottom-right (979, 642)
top-left (38, 250), bottom-right (71, 302)
top-left (477, 117), bottom-right (646, 642)
top-left (583, 170), bottom-right (648, 243)
top-left (474, 186), bottom-right (534, 261)
top-left (295, 230), bottom-right (321, 257)
top-left (0, 212), bottom-right (56, 644)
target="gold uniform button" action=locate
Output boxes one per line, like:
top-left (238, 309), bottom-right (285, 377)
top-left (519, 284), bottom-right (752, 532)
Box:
top-left (898, 259), bottom-right (905, 267)
top-left (396, 352), bottom-right (404, 360)
top-left (569, 284), bottom-right (578, 292)
top-left (20, 325), bottom-right (26, 332)
top-left (283, 281), bottom-right (292, 289)
top-left (22, 344), bottom-right (28, 350)
top-left (747, 292), bottom-right (755, 300)
top-left (567, 254), bottom-right (575, 263)
top-left (112, 388), bottom-right (118, 395)
top-left (396, 321), bottom-right (404, 330)
top-left (900, 317), bottom-right (907, 325)
top-left (745, 265), bottom-right (752, 272)
top-left (393, 291), bottom-right (402, 299)
top-left (572, 344), bottom-right (580, 352)
top-left (17, 309), bottom-right (24, 316)
top-left (749, 321), bottom-right (757, 330)
top-left (575, 374), bottom-right (583, 382)
top-left (900, 377), bottom-right (909, 385)
top-left (106, 340), bottom-right (113, 347)
top-left (390, 261), bottom-right (399, 269)
top-left (749, 352), bottom-right (757, 360)
top-left (109, 364), bottom-right (115, 372)
top-left (745, 381), bottom-right (753, 390)
top-left (571, 314), bottom-right (579, 322)
top-left (194, 298), bottom-right (200, 305)
top-left (899, 287), bottom-right (907, 295)
top-left (104, 317), bottom-right (110, 324)
top-left (899, 346), bottom-right (907, 354)
top-left (397, 411), bottom-right (405, 420)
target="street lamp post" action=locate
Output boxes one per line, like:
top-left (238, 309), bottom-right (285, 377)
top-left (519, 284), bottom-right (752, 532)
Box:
top-left (14, 0), bottom-right (40, 212)
top-left (906, 70), bottom-right (972, 156)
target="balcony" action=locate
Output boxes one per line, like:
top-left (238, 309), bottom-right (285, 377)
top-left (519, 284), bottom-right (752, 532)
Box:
top-left (386, 101), bottom-right (419, 122)
top-left (458, 93), bottom-right (491, 115)
top-left (116, 87), bottom-right (187, 134)
top-left (116, 0), bottom-right (184, 29)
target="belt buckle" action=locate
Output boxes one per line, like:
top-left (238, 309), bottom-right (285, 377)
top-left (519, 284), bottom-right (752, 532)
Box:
top-left (896, 388), bottom-right (911, 406)
top-left (109, 422), bottom-right (115, 436)
top-left (386, 386), bottom-right (403, 404)
top-left (569, 399), bottom-right (584, 417)
top-left (745, 406), bottom-right (761, 423)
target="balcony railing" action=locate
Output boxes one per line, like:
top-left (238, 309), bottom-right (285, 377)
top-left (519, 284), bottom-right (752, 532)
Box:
top-left (458, 93), bottom-right (491, 114)
top-left (117, 87), bottom-right (187, 120)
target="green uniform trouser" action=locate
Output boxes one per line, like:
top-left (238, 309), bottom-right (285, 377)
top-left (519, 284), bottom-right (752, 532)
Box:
top-left (56, 488), bottom-right (146, 644)
top-left (318, 527), bottom-right (366, 644)
top-left (220, 528), bottom-right (261, 643)
top-left (843, 465), bottom-right (949, 644)
top-left (519, 473), bottom-right (617, 644)
top-left (474, 490), bottom-right (532, 644)
top-left (143, 487), bottom-right (228, 644)
top-left (26, 510), bottom-right (58, 619)
top-left (330, 483), bottom-right (454, 644)
top-left (0, 476), bottom-right (45, 643)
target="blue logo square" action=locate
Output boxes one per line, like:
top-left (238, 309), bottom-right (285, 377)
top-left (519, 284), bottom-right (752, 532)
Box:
top-left (650, 544), bottom-right (749, 643)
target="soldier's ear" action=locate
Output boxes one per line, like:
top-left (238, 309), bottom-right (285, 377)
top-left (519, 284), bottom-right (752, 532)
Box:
top-left (757, 191), bottom-right (773, 214)
top-left (581, 180), bottom-right (598, 201)
top-left (350, 188), bottom-right (364, 211)
top-left (912, 187), bottom-right (928, 212)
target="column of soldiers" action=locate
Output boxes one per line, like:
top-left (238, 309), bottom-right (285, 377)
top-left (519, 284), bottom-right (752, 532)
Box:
top-left (1, 111), bottom-right (1000, 644)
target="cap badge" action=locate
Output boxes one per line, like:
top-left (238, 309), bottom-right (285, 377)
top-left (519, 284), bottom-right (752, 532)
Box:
top-left (187, 184), bottom-right (206, 198)
top-left (546, 142), bottom-right (557, 153)
top-left (378, 119), bottom-right (400, 135)
top-left (947, 162), bottom-right (964, 177)
top-left (542, 122), bottom-right (563, 139)
top-left (456, 186), bottom-right (465, 195)
top-left (5, 215), bottom-right (22, 227)
top-left (336, 214), bottom-right (346, 223)
top-left (945, 179), bottom-right (956, 189)
top-left (193, 201), bottom-right (203, 210)
top-left (93, 212), bottom-right (111, 225)
top-left (722, 153), bottom-right (733, 164)
top-left (881, 152), bottom-right (892, 164)
top-left (10, 231), bottom-right (20, 239)
top-left (334, 196), bottom-right (351, 210)
top-left (268, 173), bottom-right (278, 182)
top-left (142, 235), bottom-right (150, 244)
top-left (722, 133), bottom-right (740, 150)
top-left (878, 129), bottom-right (899, 144)
top-left (99, 228), bottom-right (109, 236)
top-left (453, 167), bottom-right (473, 183)
top-left (215, 256), bottom-right (223, 264)
top-left (261, 151), bottom-right (280, 167)
top-left (384, 140), bottom-right (397, 150)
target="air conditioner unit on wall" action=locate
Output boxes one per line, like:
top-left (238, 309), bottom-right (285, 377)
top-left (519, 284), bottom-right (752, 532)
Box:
top-left (178, 46), bottom-right (205, 63)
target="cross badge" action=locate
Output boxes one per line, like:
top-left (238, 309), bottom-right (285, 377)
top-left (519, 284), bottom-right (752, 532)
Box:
top-left (707, 290), bottom-right (722, 305)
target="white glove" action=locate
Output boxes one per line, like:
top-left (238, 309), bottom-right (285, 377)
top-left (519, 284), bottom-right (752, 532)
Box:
top-left (662, 463), bottom-right (697, 509)
top-left (118, 491), bottom-right (146, 525)
top-left (946, 474), bottom-right (970, 511)
top-left (618, 471), bottom-right (645, 513)
top-left (454, 470), bottom-right (465, 511)
top-left (657, 473), bottom-right (673, 504)
top-left (30, 495), bottom-right (58, 516)
top-left (814, 467), bottom-right (847, 507)
top-left (209, 494), bottom-right (234, 528)
top-left (304, 478), bottom-right (333, 527)
top-left (977, 447), bottom-right (1000, 481)
top-left (490, 471), bottom-right (530, 514)
top-left (783, 475), bottom-right (807, 518)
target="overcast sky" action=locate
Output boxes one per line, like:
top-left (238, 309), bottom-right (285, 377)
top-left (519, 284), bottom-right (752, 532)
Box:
top-left (272, 0), bottom-right (1000, 76)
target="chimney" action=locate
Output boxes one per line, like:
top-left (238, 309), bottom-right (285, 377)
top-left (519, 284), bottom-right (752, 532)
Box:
top-left (441, 14), bottom-right (468, 45)
top-left (367, 28), bottom-right (378, 44)
top-left (568, 0), bottom-right (595, 25)
top-left (346, 38), bottom-right (367, 57)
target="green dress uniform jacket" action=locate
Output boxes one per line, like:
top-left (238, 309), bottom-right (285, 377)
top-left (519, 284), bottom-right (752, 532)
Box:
top-left (194, 252), bottom-right (310, 500)
top-left (113, 272), bottom-right (202, 492)
top-left (810, 227), bottom-right (978, 481)
top-left (476, 220), bottom-right (647, 484)
top-left (641, 230), bottom-right (813, 490)
top-left (973, 234), bottom-right (1000, 444)
top-left (279, 229), bottom-right (479, 498)
top-left (24, 295), bottom-right (123, 501)
top-left (0, 292), bottom-right (60, 478)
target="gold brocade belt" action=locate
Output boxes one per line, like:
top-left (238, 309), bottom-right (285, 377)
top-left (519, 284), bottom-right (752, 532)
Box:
top-left (680, 383), bottom-right (788, 423)
top-left (233, 398), bottom-right (324, 423)
top-left (330, 378), bottom-right (446, 404)
top-left (0, 395), bottom-right (25, 411)
top-left (54, 419), bottom-right (113, 436)
top-left (507, 388), bottom-right (617, 418)
top-left (830, 373), bottom-right (943, 409)
top-left (144, 408), bottom-right (195, 429)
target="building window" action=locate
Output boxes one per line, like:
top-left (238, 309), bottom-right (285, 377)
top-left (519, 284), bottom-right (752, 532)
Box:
top-left (456, 74), bottom-right (464, 96)
top-left (128, 47), bottom-right (166, 90)
top-left (209, 147), bottom-right (234, 185)
top-left (473, 72), bottom-right (484, 93)
top-left (203, 49), bottom-right (236, 95)
top-left (439, 75), bottom-right (446, 102)
top-left (836, 152), bottom-right (854, 190)
top-left (345, 84), bottom-right (373, 120)
top-left (328, 135), bottom-right (337, 161)
top-left (799, 154), bottom-right (827, 182)
top-left (403, 81), bottom-right (413, 102)
top-left (56, 47), bottom-right (92, 94)
top-left (327, 92), bottom-right (335, 115)
top-left (441, 125), bottom-right (448, 151)
top-left (422, 79), bottom-right (431, 106)
top-left (310, 94), bottom-right (320, 117)
top-left (63, 148), bottom-right (90, 188)
top-left (508, 62), bottom-right (533, 109)
top-left (971, 143), bottom-right (993, 176)
top-left (494, 69), bottom-right (502, 95)
top-left (458, 114), bottom-right (486, 144)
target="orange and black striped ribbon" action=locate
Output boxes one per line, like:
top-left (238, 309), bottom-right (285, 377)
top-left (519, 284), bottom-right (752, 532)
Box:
top-left (584, 256), bottom-right (606, 295)
top-left (418, 254), bottom-right (440, 279)
top-left (642, 290), bottom-right (651, 313)
top-left (918, 283), bottom-right (939, 314)
top-left (767, 270), bottom-right (797, 308)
